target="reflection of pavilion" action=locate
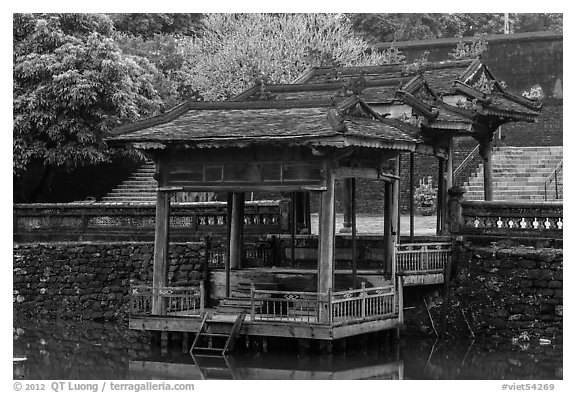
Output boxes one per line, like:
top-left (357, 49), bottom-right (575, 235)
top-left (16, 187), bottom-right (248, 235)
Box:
top-left (129, 353), bottom-right (404, 380)
top-left (111, 56), bottom-right (539, 349)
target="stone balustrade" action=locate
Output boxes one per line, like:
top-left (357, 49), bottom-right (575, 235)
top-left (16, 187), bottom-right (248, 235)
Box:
top-left (13, 200), bottom-right (284, 242)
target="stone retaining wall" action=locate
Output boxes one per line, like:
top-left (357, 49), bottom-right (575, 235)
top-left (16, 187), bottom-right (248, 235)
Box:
top-left (452, 244), bottom-right (563, 339)
top-left (13, 241), bottom-right (206, 321)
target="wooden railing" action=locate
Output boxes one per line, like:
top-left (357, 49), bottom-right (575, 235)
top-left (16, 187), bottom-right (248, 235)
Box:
top-left (250, 289), bottom-right (325, 324)
top-left (13, 201), bottom-right (283, 241)
top-left (331, 284), bottom-right (396, 323)
top-left (130, 284), bottom-right (204, 316)
top-left (455, 199), bottom-right (563, 238)
top-left (250, 285), bottom-right (396, 325)
top-left (395, 242), bottom-right (452, 274)
top-left (544, 159), bottom-right (563, 201)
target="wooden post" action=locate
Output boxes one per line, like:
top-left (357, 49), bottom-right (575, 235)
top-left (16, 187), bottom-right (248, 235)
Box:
top-left (152, 190), bottom-right (170, 315)
top-left (360, 282), bottom-right (366, 318)
top-left (436, 158), bottom-right (445, 236)
top-left (230, 192), bottom-right (244, 270)
top-left (480, 140), bottom-right (494, 201)
top-left (443, 139), bottom-right (454, 235)
top-left (396, 155), bottom-right (401, 242)
top-left (291, 191), bottom-right (296, 265)
top-left (340, 178), bottom-right (353, 233)
top-left (318, 164), bottom-right (336, 323)
top-left (409, 152), bottom-right (415, 241)
top-left (351, 178), bottom-right (357, 289)
top-left (398, 276), bottom-right (404, 325)
top-left (304, 191), bottom-right (311, 233)
top-left (384, 181), bottom-right (393, 277)
top-left (439, 249), bottom-right (453, 340)
top-left (225, 193), bottom-right (232, 298)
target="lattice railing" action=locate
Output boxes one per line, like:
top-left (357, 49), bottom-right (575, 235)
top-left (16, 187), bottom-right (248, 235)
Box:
top-left (331, 284), bottom-right (396, 323)
top-left (250, 289), bottom-right (324, 324)
top-left (130, 284), bottom-right (204, 316)
top-left (250, 285), bottom-right (397, 325)
top-left (458, 200), bottom-right (563, 238)
top-left (395, 242), bottom-right (452, 274)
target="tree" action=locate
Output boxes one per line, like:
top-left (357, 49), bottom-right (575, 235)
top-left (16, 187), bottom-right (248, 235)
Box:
top-left (345, 13), bottom-right (562, 44)
top-left (114, 33), bottom-right (191, 108)
top-left (175, 13), bottom-right (399, 101)
top-left (109, 13), bottom-right (204, 38)
top-left (13, 13), bottom-right (162, 201)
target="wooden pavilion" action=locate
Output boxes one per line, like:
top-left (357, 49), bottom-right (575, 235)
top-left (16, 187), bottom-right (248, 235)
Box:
top-left (110, 56), bottom-right (540, 353)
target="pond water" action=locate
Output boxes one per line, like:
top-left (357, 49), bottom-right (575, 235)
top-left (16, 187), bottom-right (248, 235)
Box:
top-left (13, 318), bottom-right (562, 380)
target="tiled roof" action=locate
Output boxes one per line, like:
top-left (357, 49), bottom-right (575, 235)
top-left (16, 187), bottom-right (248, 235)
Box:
top-left (111, 101), bottom-right (422, 150)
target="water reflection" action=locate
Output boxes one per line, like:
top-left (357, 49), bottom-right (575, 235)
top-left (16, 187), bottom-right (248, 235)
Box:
top-left (14, 318), bottom-right (562, 380)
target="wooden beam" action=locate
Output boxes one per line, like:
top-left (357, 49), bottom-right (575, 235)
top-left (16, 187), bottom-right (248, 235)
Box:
top-left (318, 164), bottom-right (336, 323)
top-left (334, 167), bottom-right (380, 180)
top-left (152, 190), bottom-right (170, 315)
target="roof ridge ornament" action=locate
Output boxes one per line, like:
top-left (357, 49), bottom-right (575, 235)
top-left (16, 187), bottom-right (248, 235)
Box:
top-left (326, 108), bottom-right (347, 133)
top-left (254, 73), bottom-right (276, 100)
top-left (450, 36), bottom-right (488, 60)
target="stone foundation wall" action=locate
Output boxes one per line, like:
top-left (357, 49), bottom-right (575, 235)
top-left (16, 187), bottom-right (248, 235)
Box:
top-left (13, 241), bottom-right (206, 321)
top-left (452, 244), bottom-right (563, 339)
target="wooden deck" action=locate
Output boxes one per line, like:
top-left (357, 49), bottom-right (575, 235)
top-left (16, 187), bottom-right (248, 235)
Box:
top-left (130, 308), bottom-right (400, 340)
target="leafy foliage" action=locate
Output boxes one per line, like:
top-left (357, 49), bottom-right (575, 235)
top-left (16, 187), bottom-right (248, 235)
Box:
top-left (175, 13), bottom-right (400, 101)
top-left (109, 13), bottom-right (204, 38)
top-left (345, 13), bottom-right (562, 43)
top-left (13, 13), bottom-right (162, 177)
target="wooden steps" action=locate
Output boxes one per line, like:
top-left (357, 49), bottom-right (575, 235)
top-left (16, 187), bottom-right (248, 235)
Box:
top-left (190, 312), bottom-right (245, 380)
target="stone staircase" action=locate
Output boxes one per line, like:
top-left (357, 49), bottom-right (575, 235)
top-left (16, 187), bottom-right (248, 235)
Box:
top-left (101, 161), bottom-right (157, 203)
top-left (100, 161), bottom-right (215, 203)
top-left (464, 146), bottom-right (563, 201)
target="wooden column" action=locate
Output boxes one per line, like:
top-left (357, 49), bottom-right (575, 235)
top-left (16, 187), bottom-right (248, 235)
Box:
top-left (318, 165), bottom-right (336, 323)
top-left (444, 139), bottom-right (454, 235)
top-left (480, 140), bottom-right (494, 201)
top-left (436, 158), bottom-right (445, 236)
top-left (152, 190), bottom-right (170, 315)
top-left (351, 178), bottom-right (357, 289)
top-left (230, 192), bottom-right (244, 270)
top-left (384, 181), bottom-right (393, 276)
top-left (393, 156), bottom-right (401, 243)
top-left (409, 152), bottom-right (415, 241)
top-left (291, 192), bottom-right (296, 265)
top-left (340, 178), bottom-right (353, 233)
top-left (225, 193), bottom-right (233, 298)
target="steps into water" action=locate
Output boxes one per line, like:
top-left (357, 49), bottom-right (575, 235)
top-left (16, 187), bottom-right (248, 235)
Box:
top-left (190, 312), bottom-right (245, 380)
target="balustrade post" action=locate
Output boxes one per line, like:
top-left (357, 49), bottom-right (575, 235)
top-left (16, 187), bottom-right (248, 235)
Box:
top-left (327, 289), bottom-right (333, 325)
top-left (250, 283), bottom-right (256, 321)
top-left (360, 282), bottom-right (366, 319)
top-left (199, 281), bottom-right (205, 314)
top-left (447, 187), bottom-right (466, 234)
